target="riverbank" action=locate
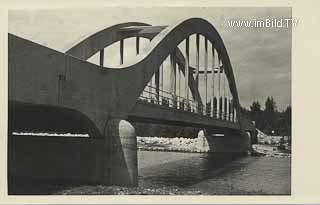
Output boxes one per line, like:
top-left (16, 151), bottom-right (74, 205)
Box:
top-left (137, 136), bottom-right (202, 152)
top-left (252, 144), bottom-right (291, 158)
top-left (137, 136), bottom-right (291, 158)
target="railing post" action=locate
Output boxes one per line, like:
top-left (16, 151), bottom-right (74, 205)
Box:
top-left (99, 49), bottom-right (104, 67)
top-left (185, 37), bottom-right (190, 111)
top-left (211, 44), bottom-right (215, 118)
top-left (226, 95), bottom-right (229, 121)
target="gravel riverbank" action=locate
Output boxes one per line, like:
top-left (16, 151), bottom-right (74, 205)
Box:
top-left (137, 136), bottom-right (202, 152)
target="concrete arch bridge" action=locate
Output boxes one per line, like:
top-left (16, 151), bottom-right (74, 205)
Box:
top-left (8, 18), bottom-right (256, 186)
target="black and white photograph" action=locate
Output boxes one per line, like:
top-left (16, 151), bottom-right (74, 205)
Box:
top-left (7, 7), bottom-right (294, 196)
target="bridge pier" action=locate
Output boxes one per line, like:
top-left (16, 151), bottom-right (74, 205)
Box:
top-left (196, 129), bottom-right (251, 153)
top-left (196, 129), bottom-right (212, 152)
top-left (105, 119), bottom-right (138, 186)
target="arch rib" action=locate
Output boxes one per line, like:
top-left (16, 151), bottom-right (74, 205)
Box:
top-left (66, 22), bottom-right (203, 106)
top-left (64, 18), bottom-right (240, 127)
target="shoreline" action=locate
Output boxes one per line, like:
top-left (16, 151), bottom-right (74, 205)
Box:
top-left (137, 136), bottom-right (291, 158)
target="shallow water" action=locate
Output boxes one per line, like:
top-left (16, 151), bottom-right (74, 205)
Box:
top-left (138, 151), bottom-right (291, 195)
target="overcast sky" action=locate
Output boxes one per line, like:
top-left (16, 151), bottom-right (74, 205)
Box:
top-left (9, 7), bottom-right (292, 111)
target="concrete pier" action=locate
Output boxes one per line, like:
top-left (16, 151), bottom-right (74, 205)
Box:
top-left (106, 119), bottom-right (138, 186)
top-left (196, 129), bottom-right (251, 153)
top-left (8, 118), bottom-right (139, 187)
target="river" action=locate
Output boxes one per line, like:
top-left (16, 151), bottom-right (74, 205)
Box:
top-left (137, 150), bottom-right (291, 195)
top-left (9, 150), bottom-right (291, 195)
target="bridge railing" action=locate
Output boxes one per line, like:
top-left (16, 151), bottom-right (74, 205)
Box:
top-left (139, 85), bottom-right (198, 112)
top-left (139, 85), bottom-right (237, 122)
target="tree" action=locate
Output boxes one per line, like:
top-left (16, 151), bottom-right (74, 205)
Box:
top-left (250, 101), bottom-right (261, 113)
top-left (265, 96), bottom-right (277, 113)
top-left (284, 106), bottom-right (291, 125)
top-left (239, 96), bottom-right (291, 137)
top-left (281, 105), bottom-right (291, 137)
top-left (261, 97), bottom-right (278, 135)
top-left (250, 101), bottom-right (262, 129)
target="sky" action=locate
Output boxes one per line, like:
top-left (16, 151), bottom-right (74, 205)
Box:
top-left (8, 7), bottom-right (292, 111)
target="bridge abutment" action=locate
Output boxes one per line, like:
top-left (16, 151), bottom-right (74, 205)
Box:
top-left (105, 119), bottom-right (138, 186)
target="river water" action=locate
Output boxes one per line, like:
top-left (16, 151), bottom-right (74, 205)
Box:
top-left (9, 149), bottom-right (291, 195)
top-left (138, 151), bottom-right (291, 195)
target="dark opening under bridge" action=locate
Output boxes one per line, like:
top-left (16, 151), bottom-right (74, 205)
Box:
top-left (8, 18), bottom-right (256, 187)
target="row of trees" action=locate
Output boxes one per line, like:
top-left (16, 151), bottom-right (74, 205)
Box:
top-left (240, 97), bottom-right (291, 136)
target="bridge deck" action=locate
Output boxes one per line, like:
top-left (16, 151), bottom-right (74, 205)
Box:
top-left (129, 100), bottom-right (240, 130)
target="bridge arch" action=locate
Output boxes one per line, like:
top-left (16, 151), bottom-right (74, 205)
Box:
top-left (65, 18), bottom-right (241, 126)
top-left (66, 22), bottom-right (203, 106)
top-left (9, 101), bottom-right (101, 137)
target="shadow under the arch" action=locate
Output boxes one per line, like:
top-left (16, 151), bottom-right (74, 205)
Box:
top-left (8, 101), bottom-right (100, 136)
top-left (8, 101), bottom-right (130, 194)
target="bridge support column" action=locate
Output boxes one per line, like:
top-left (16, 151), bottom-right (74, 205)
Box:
top-left (222, 73), bottom-right (226, 120)
top-left (99, 49), bottom-right (104, 67)
top-left (170, 51), bottom-right (177, 107)
top-left (120, 39), bottom-right (124, 65)
top-left (198, 130), bottom-right (251, 154)
top-left (204, 38), bottom-right (208, 115)
top-left (105, 119), bottom-right (138, 186)
top-left (160, 64), bottom-right (164, 105)
top-left (196, 129), bottom-right (210, 152)
top-left (217, 58), bottom-right (221, 119)
top-left (185, 37), bottom-right (190, 110)
top-left (195, 34), bottom-right (200, 114)
top-left (211, 45), bottom-right (215, 118)
top-left (155, 70), bottom-right (160, 104)
top-left (230, 99), bottom-right (233, 121)
top-left (226, 96), bottom-right (229, 121)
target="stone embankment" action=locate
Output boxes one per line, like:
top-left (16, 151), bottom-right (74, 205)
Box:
top-left (137, 135), bottom-right (210, 153)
